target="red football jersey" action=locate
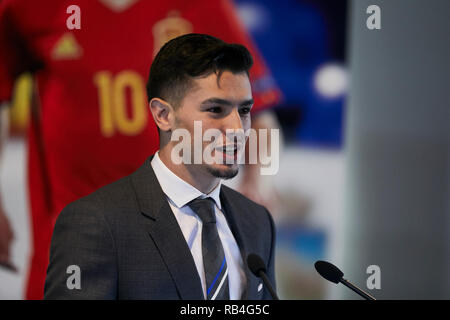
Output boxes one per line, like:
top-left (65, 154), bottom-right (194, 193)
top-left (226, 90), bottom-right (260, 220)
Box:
top-left (0, 0), bottom-right (281, 215)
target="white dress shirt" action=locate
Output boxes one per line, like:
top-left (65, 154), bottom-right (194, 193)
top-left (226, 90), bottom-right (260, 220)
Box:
top-left (151, 152), bottom-right (246, 299)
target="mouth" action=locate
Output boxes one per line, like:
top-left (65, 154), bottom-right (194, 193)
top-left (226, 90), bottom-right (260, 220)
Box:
top-left (214, 144), bottom-right (241, 163)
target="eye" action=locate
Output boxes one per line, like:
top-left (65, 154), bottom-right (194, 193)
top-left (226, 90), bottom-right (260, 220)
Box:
top-left (239, 107), bottom-right (251, 115)
top-left (207, 106), bottom-right (222, 113)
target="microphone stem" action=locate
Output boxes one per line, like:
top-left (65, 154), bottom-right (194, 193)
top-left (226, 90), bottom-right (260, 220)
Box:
top-left (259, 271), bottom-right (279, 300)
top-left (340, 278), bottom-right (376, 300)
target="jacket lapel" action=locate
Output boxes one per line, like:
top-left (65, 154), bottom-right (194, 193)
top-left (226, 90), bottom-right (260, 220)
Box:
top-left (130, 157), bottom-right (204, 300)
top-left (220, 187), bottom-right (260, 300)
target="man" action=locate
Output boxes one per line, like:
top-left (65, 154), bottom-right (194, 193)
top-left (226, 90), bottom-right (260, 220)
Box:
top-left (44, 34), bottom-right (276, 300)
top-left (0, 0), bottom-right (281, 299)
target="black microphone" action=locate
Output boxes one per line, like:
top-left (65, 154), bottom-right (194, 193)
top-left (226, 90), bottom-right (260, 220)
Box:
top-left (314, 260), bottom-right (376, 300)
top-left (247, 253), bottom-right (279, 300)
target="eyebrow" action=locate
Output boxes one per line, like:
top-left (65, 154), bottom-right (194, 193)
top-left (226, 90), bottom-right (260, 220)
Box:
top-left (200, 97), bottom-right (254, 107)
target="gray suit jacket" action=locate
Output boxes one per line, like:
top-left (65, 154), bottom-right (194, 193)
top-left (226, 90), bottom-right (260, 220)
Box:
top-left (44, 156), bottom-right (276, 299)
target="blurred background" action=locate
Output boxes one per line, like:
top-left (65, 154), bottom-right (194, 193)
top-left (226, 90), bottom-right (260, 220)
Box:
top-left (1, 0), bottom-right (449, 299)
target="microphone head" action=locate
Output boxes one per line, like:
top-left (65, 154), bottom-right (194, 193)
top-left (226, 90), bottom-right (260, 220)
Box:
top-left (247, 253), bottom-right (267, 277)
top-left (314, 260), bottom-right (344, 284)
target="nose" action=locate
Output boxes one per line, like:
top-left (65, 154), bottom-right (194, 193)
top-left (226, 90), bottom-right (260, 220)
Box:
top-left (223, 108), bottom-right (244, 132)
top-left (221, 108), bottom-right (247, 147)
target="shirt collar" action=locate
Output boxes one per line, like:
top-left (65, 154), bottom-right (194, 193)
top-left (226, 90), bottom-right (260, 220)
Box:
top-left (150, 152), bottom-right (222, 210)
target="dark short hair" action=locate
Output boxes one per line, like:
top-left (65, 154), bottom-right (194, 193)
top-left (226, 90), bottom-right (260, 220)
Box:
top-left (146, 33), bottom-right (253, 107)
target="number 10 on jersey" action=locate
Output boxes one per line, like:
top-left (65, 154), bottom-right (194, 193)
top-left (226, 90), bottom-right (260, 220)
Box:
top-left (94, 70), bottom-right (148, 137)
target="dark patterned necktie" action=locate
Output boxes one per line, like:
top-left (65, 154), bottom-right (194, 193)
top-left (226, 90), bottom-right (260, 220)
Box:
top-left (189, 197), bottom-right (229, 300)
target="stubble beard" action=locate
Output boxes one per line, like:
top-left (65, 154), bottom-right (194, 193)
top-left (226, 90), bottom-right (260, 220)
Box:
top-left (206, 164), bottom-right (239, 180)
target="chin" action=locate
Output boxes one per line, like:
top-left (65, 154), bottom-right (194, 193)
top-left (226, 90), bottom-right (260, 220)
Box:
top-left (206, 164), bottom-right (239, 180)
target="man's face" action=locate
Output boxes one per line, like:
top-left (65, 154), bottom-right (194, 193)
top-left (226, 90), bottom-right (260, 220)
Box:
top-left (172, 70), bottom-right (253, 180)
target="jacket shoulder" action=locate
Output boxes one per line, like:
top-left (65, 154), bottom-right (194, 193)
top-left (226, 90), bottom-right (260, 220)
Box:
top-left (221, 184), bottom-right (268, 213)
top-left (61, 173), bottom-right (137, 223)
top-left (221, 185), bottom-right (275, 230)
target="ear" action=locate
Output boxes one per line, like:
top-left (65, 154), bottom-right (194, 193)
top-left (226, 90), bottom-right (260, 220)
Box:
top-left (149, 98), bottom-right (174, 132)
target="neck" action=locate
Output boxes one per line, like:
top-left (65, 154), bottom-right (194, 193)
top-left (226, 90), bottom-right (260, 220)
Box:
top-left (158, 148), bottom-right (220, 194)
